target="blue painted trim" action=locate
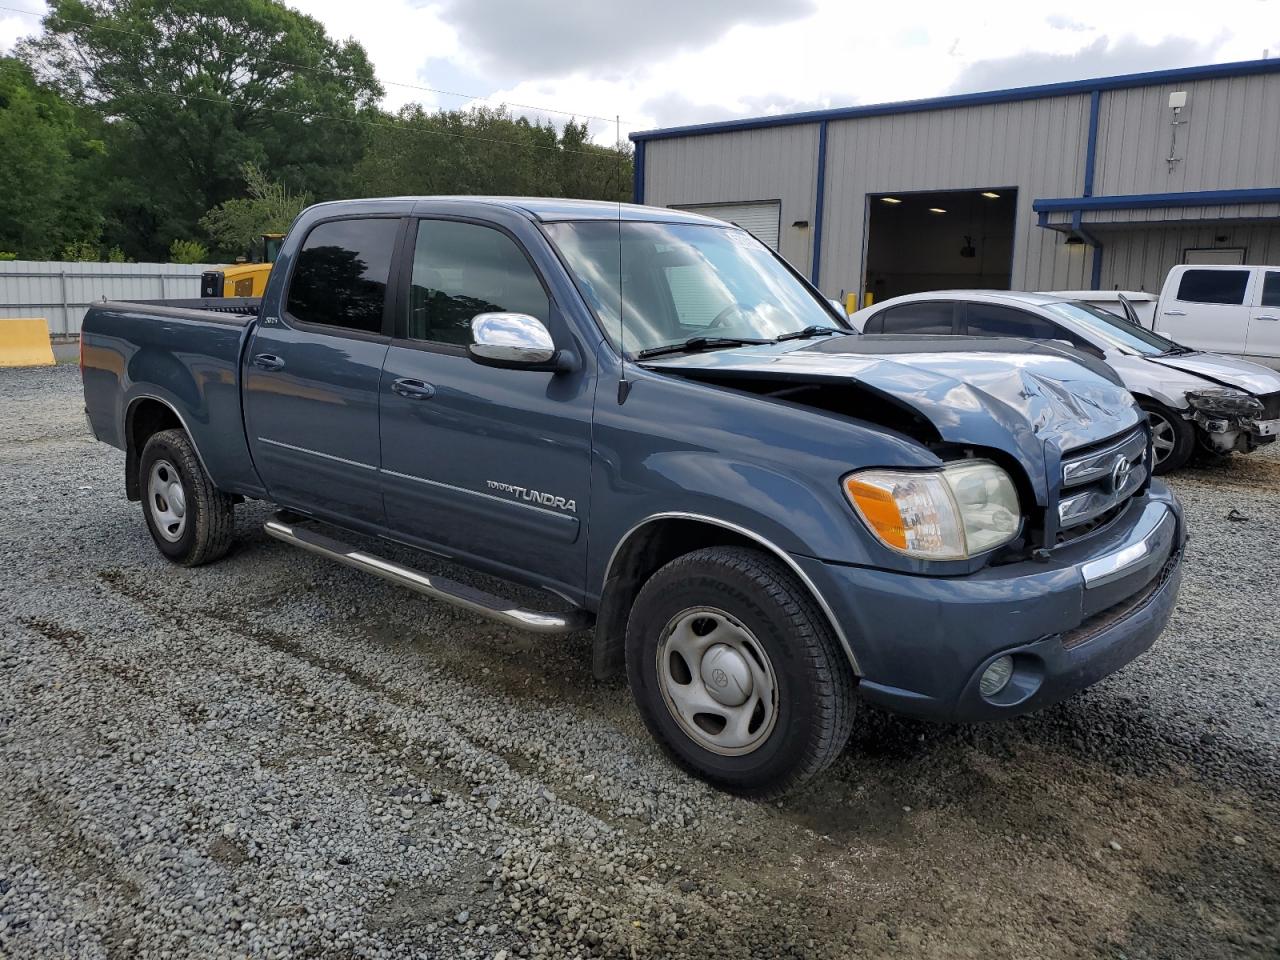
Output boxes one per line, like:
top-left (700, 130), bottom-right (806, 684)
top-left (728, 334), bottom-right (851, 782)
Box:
top-left (810, 121), bottom-right (828, 286)
top-left (1033, 187), bottom-right (1280, 213)
top-left (1083, 89), bottom-right (1100, 198)
top-left (632, 140), bottom-right (645, 204)
top-left (630, 58), bottom-right (1280, 142)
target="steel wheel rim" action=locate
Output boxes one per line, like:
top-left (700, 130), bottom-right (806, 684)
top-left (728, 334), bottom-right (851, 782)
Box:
top-left (1147, 411), bottom-right (1177, 464)
top-left (655, 606), bottom-right (779, 757)
top-left (148, 459), bottom-right (188, 542)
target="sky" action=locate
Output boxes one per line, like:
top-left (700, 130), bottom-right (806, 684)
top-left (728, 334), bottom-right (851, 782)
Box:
top-left (2, 0), bottom-right (1279, 143)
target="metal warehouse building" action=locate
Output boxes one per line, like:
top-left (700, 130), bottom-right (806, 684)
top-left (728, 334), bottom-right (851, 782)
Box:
top-left (630, 59), bottom-right (1280, 308)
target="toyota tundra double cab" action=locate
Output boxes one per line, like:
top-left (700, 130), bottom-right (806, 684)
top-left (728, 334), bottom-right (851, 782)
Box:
top-left (81, 197), bottom-right (1185, 796)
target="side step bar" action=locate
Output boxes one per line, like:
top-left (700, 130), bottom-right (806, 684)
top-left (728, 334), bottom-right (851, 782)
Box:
top-left (263, 513), bottom-right (593, 635)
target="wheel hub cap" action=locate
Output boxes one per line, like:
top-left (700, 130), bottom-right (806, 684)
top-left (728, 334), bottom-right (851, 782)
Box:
top-left (655, 607), bottom-right (779, 757)
top-left (700, 643), bottom-right (753, 707)
top-left (148, 459), bottom-right (188, 542)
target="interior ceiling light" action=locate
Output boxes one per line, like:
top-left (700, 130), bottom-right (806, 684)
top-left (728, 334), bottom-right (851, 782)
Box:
top-left (928, 207), bottom-right (946, 214)
top-left (981, 191), bottom-right (1001, 199)
top-left (880, 197), bottom-right (902, 204)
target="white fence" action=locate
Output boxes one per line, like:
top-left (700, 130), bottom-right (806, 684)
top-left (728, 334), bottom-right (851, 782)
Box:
top-left (0, 261), bottom-right (220, 336)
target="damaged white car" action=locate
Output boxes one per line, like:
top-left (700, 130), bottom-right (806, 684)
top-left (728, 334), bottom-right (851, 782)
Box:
top-left (848, 291), bottom-right (1280, 474)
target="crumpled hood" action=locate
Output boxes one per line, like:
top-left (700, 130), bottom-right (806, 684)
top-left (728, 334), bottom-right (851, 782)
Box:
top-left (643, 334), bottom-right (1143, 503)
top-left (1146, 351), bottom-right (1280, 396)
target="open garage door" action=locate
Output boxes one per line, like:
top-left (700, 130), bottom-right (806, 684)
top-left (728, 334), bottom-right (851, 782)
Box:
top-left (674, 201), bottom-right (781, 250)
top-left (864, 189), bottom-right (1016, 304)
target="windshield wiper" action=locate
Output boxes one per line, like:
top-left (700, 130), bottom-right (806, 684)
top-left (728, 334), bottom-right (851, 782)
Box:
top-left (1160, 345), bottom-right (1195, 356)
top-left (774, 325), bottom-right (846, 342)
top-left (635, 336), bottom-right (769, 360)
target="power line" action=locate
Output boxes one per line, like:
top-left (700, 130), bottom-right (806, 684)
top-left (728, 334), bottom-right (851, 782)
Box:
top-left (0, 2), bottom-right (631, 127)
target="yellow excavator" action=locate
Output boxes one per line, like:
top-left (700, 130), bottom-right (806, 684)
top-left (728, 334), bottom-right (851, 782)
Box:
top-left (199, 233), bottom-right (283, 298)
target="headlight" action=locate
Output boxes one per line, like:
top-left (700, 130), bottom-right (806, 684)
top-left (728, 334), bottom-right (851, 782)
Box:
top-left (1186, 388), bottom-right (1264, 419)
top-left (843, 460), bottom-right (1021, 560)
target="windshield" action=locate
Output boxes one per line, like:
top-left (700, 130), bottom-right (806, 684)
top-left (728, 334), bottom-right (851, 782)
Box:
top-left (543, 220), bottom-right (842, 355)
top-left (1043, 301), bottom-right (1184, 357)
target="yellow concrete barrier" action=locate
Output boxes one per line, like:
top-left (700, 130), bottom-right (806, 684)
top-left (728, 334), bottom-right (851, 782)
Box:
top-left (0, 317), bottom-right (56, 367)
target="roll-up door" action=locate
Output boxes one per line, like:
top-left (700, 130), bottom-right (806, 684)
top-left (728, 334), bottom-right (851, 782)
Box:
top-left (673, 201), bottom-right (781, 250)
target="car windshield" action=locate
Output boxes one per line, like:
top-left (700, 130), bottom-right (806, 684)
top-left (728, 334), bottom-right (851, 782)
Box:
top-left (1043, 301), bottom-right (1185, 357)
top-left (543, 220), bottom-right (843, 355)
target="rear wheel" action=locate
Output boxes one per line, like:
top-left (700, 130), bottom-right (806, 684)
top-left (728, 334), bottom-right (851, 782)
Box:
top-left (1140, 400), bottom-right (1195, 475)
top-left (626, 546), bottom-right (856, 798)
top-left (139, 428), bottom-right (235, 566)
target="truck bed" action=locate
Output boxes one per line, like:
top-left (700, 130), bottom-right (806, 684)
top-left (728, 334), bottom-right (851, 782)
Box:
top-left (80, 297), bottom-right (266, 499)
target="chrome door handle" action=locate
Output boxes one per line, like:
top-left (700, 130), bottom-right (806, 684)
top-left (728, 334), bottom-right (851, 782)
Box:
top-left (392, 378), bottom-right (435, 400)
top-left (1257, 315), bottom-right (1280, 322)
top-left (252, 353), bottom-right (284, 371)
top-left (1163, 310), bottom-right (1187, 316)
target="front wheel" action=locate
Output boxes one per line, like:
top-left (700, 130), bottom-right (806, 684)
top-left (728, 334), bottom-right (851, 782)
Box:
top-left (1140, 400), bottom-right (1195, 475)
top-left (139, 428), bottom-right (235, 566)
top-left (625, 546), bottom-right (856, 798)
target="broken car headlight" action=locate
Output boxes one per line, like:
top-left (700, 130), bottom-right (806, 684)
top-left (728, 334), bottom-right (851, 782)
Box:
top-left (843, 460), bottom-right (1021, 560)
top-left (1186, 388), bottom-right (1264, 419)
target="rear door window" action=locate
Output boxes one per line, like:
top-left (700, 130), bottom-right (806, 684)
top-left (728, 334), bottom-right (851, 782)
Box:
top-left (963, 303), bottom-right (1059, 340)
top-left (1176, 269), bottom-right (1250, 305)
top-left (874, 302), bottom-right (956, 334)
top-left (285, 218), bottom-right (399, 334)
top-left (1260, 271), bottom-right (1280, 308)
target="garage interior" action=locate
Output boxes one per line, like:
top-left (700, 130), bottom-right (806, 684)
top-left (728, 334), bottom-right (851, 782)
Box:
top-left (864, 189), bottom-right (1017, 303)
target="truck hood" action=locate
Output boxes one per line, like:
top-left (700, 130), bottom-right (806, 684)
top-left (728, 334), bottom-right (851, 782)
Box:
top-left (642, 334), bottom-right (1143, 502)
top-left (1146, 351), bottom-right (1280, 396)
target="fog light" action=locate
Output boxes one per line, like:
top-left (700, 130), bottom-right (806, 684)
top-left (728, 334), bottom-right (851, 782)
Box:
top-left (980, 655), bottom-right (1014, 698)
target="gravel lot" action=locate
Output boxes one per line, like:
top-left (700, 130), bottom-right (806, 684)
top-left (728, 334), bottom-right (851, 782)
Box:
top-left (2, 363), bottom-right (1278, 959)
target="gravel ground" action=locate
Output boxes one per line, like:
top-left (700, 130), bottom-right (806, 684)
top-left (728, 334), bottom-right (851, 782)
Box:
top-left (1, 363), bottom-right (1278, 959)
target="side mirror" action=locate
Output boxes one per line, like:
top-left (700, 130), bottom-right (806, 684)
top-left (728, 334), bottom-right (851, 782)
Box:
top-left (467, 313), bottom-right (576, 372)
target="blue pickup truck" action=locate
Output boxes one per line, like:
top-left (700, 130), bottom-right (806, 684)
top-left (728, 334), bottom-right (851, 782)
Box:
top-left (81, 197), bottom-right (1185, 796)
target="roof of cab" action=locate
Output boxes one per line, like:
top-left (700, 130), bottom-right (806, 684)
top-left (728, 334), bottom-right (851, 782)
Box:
top-left (304, 196), bottom-right (724, 225)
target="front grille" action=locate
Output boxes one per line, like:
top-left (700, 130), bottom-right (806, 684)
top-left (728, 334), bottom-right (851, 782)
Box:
top-left (1060, 549), bottom-right (1180, 651)
top-left (1257, 391), bottom-right (1280, 421)
top-left (1057, 426), bottom-right (1148, 540)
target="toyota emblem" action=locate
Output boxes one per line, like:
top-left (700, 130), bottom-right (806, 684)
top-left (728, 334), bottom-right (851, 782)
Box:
top-left (1109, 454), bottom-right (1132, 494)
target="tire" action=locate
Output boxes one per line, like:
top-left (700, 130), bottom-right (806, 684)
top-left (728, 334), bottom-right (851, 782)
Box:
top-left (625, 546), bottom-right (856, 798)
top-left (1139, 400), bottom-right (1195, 475)
top-left (139, 428), bottom-right (235, 566)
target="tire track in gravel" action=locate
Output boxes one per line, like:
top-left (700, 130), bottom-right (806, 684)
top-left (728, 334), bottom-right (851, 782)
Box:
top-left (80, 567), bottom-right (866, 957)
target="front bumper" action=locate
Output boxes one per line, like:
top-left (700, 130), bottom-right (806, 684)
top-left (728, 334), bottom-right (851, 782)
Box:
top-left (795, 482), bottom-right (1185, 722)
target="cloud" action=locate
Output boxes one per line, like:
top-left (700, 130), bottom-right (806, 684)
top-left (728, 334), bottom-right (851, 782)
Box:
top-left (638, 90), bottom-right (833, 130)
top-left (433, 0), bottom-right (816, 79)
top-left (947, 35), bottom-right (1225, 94)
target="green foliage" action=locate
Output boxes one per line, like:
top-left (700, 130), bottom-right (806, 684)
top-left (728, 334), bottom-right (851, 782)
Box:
top-left (201, 163), bottom-right (310, 257)
top-left (60, 238), bottom-right (103, 261)
top-left (0, 56), bottom-right (105, 259)
top-left (0, 252), bottom-right (17, 261)
top-left (21, 0), bottom-right (382, 260)
top-left (354, 106), bottom-right (631, 202)
top-left (9, 1), bottom-right (632, 263)
top-left (168, 238), bottom-right (209, 263)
top-left (106, 244), bottom-right (127, 263)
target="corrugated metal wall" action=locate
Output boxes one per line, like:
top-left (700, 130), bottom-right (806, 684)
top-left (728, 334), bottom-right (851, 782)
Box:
top-left (0, 261), bottom-right (216, 335)
top-left (639, 125), bottom-right (820, 275)
top-left (1102, 224), bottom-right (1280, 293)
top-left (1093, 72), bottom-right (1280, 196)
top-left (821, 95), bottom-right (1092, 297)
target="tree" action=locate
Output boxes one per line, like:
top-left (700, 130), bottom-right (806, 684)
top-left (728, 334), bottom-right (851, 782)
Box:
top-left (200, 162), bottom-right (310, 258)
top-left (20, 0), bottom-right (383, 259)
top-left (168, 238), bottom-right (208, 263)
top-left (354, 105), bottom-right (632, 202)
top-left (0, 57), bottom-right (105, 259)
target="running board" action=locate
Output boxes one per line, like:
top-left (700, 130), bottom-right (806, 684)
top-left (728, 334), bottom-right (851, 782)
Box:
top-left (263, 513), bottom-right (593, 635)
